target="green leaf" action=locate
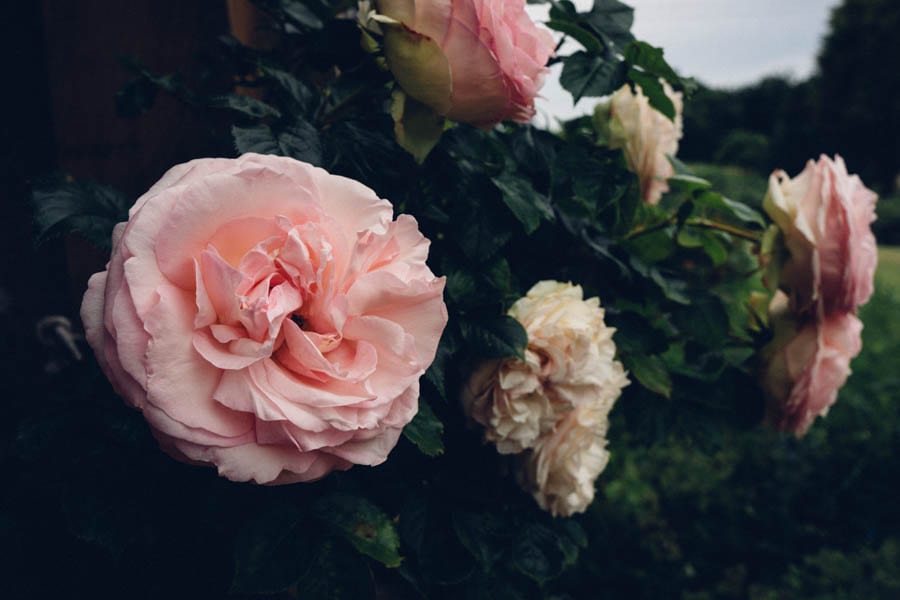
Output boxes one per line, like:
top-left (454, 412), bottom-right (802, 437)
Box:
top-left (403, 399), bottom-right (444, 457)
top-left (627, 68), bottom-right (675, 120)
top-left (582, 0), bottom-right (636, 49)
top-left (423, 331), bottom-right (456, 401)
top-left (701, 231), bottom-right (730, 266)
top-left (511, 522), bottom-right (566, 584)
top-left (390, 89), bottom-right (445, 164)
top-left (294, 540), bottom-right (375, 600)
top-left (491, 173), bottom-right (553, 234)
top-left (231, 504), bottom-right (314, 594)
top-left (31, 178), bottom-right (130, 249)
top-left (546, 19), bottom-right (604, 53)
top-left (626, 354), bottom-right (673, 398)
top-left (560, 51), bottom-right (627, 103)
top-left (260, 64), bottom-right (314, 110)
top-left (452, 512), bottom-right (506, 571)
top-left (232, 119), bottom-right (322, 164)
top-left (456, 212), bottom-right (512, 261)
top-left (447, 270), bottom-right (478, 304)
top-left (460, 315), bottom-right (528, 360)
top-left (624, 226), bottom-right (676, 263)
top-left (208, 93), bottom-right (281, 118)
top-left (314, 493), bottom-right (402, 568)
top-left (668, 174), bottom-right (712, 193)
top-left (624, 41), bottom-right (680, 83)
top-left (555, 520), bottom-right (588, 567)
top-left (484, 256), bottom-right (514, 296)
top-left (281, 0), bottom-right (324, 29)
top-left (691, 190), bottom-right (766, 228)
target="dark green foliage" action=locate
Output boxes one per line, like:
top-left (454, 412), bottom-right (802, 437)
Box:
top-left (232, 119), bottom-right (322, 164)
top-left (402, 399), bottom-right (445, 457)
top-left (31, 177), bottom-right (130, 249)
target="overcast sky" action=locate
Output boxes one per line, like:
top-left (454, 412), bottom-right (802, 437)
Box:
top-left (530, 0), bottom-right (842, 125)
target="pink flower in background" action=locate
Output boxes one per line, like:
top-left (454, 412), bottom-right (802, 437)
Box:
top-left (762, 292), bottom-right (863, 436)
top-left (81, 153), bottom-right (447, 484)
top-left (764, 155), bottom-right (878, 315)
top-left (602, 81), bottom-right (684, 205)
top-left (369, 0), bottom-right (554, 127)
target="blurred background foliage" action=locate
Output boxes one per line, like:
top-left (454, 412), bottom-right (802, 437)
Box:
top-left (679, 0), bottom-right (900, 244)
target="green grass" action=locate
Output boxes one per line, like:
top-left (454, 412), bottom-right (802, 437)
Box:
top-left (878, 246), bottom-right (900, 291)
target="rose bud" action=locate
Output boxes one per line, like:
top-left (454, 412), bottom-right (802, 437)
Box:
top-left (597, 81), bottom-right (684, 205)
top-left (81, 153), bottom-right (447, 484)
top-left (370, 0), bottom-right (555, 128)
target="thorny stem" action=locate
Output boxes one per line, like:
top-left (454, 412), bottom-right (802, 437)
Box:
top-left (622, 217), bottom-right (677, 240)
top-left (623, 217), bottom-right (762, 244)
top-left (685, 218), bottom-right (763, 243)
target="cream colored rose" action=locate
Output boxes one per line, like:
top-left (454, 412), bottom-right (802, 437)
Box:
top-left (521, 405), bottom-right (611, 517)
top-left (510, 281), bottom-right (626, 408)
top-left (462, 281), bottom-right (628, 515)
top-left (463, 350), bottom-right (563, 454)
top-left (600, 81), bottom-right (684, 205)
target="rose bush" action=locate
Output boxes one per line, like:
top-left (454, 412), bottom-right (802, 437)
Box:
top-left (599, 81), bottom-right (684, 205)
top-left (764, 155), bottom-right (878, 315)
top-left (81, 153), bottom-right (447, 484)
top-left (369, 0), bottom-right (555, 127)
top-left (761, 292), bottom-right (863, 436)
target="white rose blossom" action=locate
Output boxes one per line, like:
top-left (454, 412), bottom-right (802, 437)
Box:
top-left (598, 81), bottom-right (684, 206)
top-left (462, 281), bottom-right (629, 516)
top-left (522, 405), bottom-right (611, 517)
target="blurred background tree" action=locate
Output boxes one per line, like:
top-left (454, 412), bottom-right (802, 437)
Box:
top-left (680, 0), bottom-right (900, 243)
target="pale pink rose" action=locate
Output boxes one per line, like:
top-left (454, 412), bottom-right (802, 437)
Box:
top-left (762, 292), bottom-right (863, 436)
top-left (371, 0), bottom-right (554, 127)
top-left (520, 405), bottom-right (611, 517)
top-left (603, 81), bottom-right (684, 205)
top-left (80, 153), bottom-right (447, 484)
top-left (764, 155), bottom-right (878, 315)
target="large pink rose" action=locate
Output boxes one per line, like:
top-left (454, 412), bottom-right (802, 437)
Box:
top-left (80, 153), bottom-right (447, 484)
top-left (370, 0), bottom-right (554, 127)
top-left (762, 292), bottom-right (862, 436)
top-left (764, 155), bottom-right (878, 315)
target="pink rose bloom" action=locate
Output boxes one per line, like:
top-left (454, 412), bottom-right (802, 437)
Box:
top-left (764, 155), bottom-right (878, 315)
top-left (601, 81), bottom-right (684, 205)
top-left (762, 292), bottom-right (863, 436)
top-left (80, 153), bottom-right (447, 484)
top-left (370, 0), bottom-right (554, 127)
